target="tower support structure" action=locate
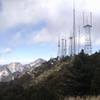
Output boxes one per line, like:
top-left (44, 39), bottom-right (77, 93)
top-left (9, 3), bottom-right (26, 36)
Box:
top-left (57, 36), bottom-right (67, 59)
top-left (69, 36), bottom-right (73, 56)
top-left (72, 0), bottom-right (76, 56)
top-left (83, 12), bottom-right (92, 55)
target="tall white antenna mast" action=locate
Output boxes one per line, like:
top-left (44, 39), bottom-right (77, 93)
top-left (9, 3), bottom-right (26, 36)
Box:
top-left (78, 26), bottom-right (80, 53)
top-left (72, 0), bottom-right (76, 56)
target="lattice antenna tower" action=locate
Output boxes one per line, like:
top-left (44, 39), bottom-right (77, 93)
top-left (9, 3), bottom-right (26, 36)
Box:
top-left (57, 34), bottom-right (67, 58)
top-left (72, 0), bottom-right (76, 56)
top-left (61, 38), bottom-right (64, 57)
top-left (78, 26), bottom-right (81, 53)
top-left (64, 39), bottom-right (67, 56)
top-left (57, 36), bottom-right (61, 58)
top-left (83, 12), bottom-right (92, 54)
top-left (69, 36), bottom-right (73, 56)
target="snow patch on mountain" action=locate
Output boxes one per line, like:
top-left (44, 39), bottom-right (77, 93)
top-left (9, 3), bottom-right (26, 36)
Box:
top-left (30, 58), bottom-right (46, 68)
top-left (7, 63), bottom-right (23, 73)
top-left (0, 58), bottom-right (46, 82)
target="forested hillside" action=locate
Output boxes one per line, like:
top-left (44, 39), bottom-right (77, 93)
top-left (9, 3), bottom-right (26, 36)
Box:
top-left (0, 50), bottom-right (100, 100)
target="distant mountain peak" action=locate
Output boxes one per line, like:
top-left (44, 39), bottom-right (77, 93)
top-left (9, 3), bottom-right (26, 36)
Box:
top-left (7, 62), bottom-right (23, 73)
top-left (0, 58), bottom-right (47, 82)
top-left (30, 58), bottom-right (46, 67)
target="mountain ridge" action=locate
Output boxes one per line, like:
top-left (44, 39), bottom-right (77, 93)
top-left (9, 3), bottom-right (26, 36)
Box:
top-left (0, 58), bottom-right (46, 82)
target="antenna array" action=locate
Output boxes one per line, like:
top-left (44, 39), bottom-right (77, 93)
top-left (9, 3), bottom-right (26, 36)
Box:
top-left (83, 12), bottom-right (92, 54)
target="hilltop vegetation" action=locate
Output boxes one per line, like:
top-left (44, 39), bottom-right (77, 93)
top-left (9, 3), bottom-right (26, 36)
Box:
top-left (0, 50), bottom-right (100, 100)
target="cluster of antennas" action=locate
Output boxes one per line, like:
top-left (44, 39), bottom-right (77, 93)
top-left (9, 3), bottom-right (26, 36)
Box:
top-left (57, 0), bottom-right (93, 58)
top-left (57, 12), bottom-right (93, 58)
top-left (57, 36), bottom-right (67, 58)
top-left (83, 12), bottom-right (92, 55)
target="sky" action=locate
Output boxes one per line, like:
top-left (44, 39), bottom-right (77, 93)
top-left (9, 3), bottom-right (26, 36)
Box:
top-left (0, 0), bottom-right (100, 64)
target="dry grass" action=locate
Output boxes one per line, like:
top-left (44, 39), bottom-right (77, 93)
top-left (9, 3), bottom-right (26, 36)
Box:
top-left (64, 96), bottom-right (100, 100)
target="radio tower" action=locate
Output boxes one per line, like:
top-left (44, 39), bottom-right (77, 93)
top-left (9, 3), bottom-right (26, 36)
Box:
top-left (64, 39), bottom-right (67, 56)
top-left (69, 36), bottom-right (73, 56)
top-left (57, 36), bottom-right (61, 58)
top-left (57, 36), bottom-right (67, 59)
top-left (78, 26), bottom-right (81, 53)
top-left (61, 38), bottom-right (65, 57)
top-left (72, 0), bottom-right (76, 56)
top-left (83, 12), bottom-right (92, 54)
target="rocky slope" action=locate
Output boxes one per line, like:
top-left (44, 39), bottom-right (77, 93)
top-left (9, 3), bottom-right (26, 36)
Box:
top-left (0, 58), bottom-right (46, 82)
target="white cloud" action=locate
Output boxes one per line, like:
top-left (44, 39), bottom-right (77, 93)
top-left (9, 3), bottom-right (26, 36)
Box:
top-left (0, 0), bottom-right (99, 64)
top-left (94, 39), bottom-right (100, 46)
top-left (0, 0), bottom-right (100, 30)
top-left (0, 48), bottom-right (13, 56)
top-left (0, 0), bottom-right (76, 31)
top-left (29, 28), bottom-right (57, 44)
top-left (3, 48), bottom-right (12, 54)
top-left (0, 59), bottom-right (6, 65)
top-left (0, 48), bottom-right (13, 64)
top-left (0, 0), bottom-right (99, 50)
top-left (10, 32), bottom-right (24, 47)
